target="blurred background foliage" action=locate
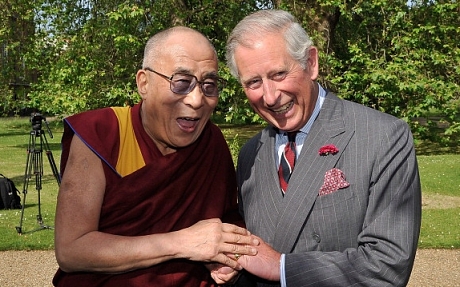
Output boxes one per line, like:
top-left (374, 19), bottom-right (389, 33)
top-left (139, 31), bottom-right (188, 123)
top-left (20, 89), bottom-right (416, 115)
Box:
top-left (0, 0), bottom-right (459, 146)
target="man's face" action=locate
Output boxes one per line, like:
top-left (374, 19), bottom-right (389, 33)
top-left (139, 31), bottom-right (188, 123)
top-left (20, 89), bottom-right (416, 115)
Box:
top-left (234, 33), bottom-right (319, 132)
top-left (136, 31), bottom-right (219, 153)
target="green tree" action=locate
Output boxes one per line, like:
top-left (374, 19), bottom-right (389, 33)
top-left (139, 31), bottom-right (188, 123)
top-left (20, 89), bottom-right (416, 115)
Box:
top-left (274, 0), bottom-right (459, 142)
top-left (1, 0), bottom-right (458, 144)
top-left (0, 0), bottom-right (35, 115)
top-left (328, 0), bottom-right (460, 142)
top-left (7, 0), bottom-right (259, 119)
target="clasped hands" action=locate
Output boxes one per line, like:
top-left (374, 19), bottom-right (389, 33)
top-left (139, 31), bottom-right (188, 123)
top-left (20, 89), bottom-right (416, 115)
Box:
top-left (184, 219), bottom-right (280, 284)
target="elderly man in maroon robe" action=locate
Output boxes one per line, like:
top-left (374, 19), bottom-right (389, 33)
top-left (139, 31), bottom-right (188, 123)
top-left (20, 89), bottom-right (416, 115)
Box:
top-left (53, 26), bottom-right (258, 287)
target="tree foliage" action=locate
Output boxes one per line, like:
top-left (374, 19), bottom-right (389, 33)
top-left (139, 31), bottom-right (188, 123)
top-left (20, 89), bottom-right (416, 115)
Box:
top-left (0, 0), bottom-right (458, 143)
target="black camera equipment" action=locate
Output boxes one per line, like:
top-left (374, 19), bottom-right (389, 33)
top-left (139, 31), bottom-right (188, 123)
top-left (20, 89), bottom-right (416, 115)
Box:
top-left (16, 112), bottom-right (61, 234)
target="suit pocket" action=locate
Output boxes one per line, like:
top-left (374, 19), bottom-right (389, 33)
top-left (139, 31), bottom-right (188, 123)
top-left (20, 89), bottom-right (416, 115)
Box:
top-left (315, 186), bottom-right (354, 208)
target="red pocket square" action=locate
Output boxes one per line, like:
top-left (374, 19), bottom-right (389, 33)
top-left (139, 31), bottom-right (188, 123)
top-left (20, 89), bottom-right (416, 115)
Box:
top-left (319, 168), bottom-right (350, 196)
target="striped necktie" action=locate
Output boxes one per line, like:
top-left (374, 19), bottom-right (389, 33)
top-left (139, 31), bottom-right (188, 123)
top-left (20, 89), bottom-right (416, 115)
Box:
top-left (278, 132), bottom-right (297, 194)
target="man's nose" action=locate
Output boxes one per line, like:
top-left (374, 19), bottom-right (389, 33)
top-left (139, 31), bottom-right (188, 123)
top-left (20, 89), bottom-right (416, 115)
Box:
top-left (183, 84), bottom-right (205, 109)
top-left (262, 80), bottom-right (278, 106)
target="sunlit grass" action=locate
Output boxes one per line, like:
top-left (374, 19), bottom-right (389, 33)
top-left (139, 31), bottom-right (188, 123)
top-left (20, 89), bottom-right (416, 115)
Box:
top-left (417, 155), bottom-right (460, 197)
top-left (0, 117), bottom-right (62, 250)
top-left (0, 118), bottom-right (459, 250)
top-left (419, 208), bottom-right (460, 249)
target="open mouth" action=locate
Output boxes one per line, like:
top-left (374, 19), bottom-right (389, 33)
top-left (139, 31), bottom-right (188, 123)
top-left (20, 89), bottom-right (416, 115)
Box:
top-left (177, 117), bottom-right (199, 131)
top-left (271, 101), bottom-right (293, 114)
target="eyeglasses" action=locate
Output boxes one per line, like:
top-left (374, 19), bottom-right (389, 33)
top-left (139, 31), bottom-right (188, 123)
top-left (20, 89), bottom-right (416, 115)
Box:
top-left (144, 67), bottom-right (224, 97)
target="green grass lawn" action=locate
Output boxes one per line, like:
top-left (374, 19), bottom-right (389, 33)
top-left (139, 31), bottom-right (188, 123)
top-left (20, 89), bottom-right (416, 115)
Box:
top-left (417, 155), bottom-right (460, 248)
top-left (0, 117), bottom-right (61, 250)
top-left (0, 117), bottom-right (459, 250)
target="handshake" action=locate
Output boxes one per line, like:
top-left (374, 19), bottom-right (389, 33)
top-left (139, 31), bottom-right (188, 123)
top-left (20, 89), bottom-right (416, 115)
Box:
top-left (182, 219), bottom-right (281, 284)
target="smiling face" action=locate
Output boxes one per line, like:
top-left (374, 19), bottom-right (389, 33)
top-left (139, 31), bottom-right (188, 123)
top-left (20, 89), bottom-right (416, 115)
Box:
top-left (136, 29), bottom-right (219, 154)
top-left (234, 32), bottom-right (319, 132)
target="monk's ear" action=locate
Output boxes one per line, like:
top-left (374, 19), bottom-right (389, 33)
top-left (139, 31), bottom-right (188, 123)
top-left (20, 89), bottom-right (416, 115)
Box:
top-left (306, 46), bottom-right (319, 81)
top-left (136, 69), bottom-right (149, 99)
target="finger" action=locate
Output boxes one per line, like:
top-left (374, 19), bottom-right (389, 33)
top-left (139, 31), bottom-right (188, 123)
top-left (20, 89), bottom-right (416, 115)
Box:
top-left (214, 253), bottom-right (243, 270)
top-left (229, 253), bottom-right (241, 261)
top-left (222, 243), bottom-right (258, 257)
top-left (222, 232), bottom-right (260, 246)
top-left (222, 223), bottom-right (250, 235)
top-left (216, 266), bottom-right (235, 274)
top-left (224, 252), bottom-right (237, 261)
top-left (217, 270), bottom-right (239, 283)
top-left (213, 268), bottom-right (242, 285)
top-left (210, 272), bottom-right (225, 285)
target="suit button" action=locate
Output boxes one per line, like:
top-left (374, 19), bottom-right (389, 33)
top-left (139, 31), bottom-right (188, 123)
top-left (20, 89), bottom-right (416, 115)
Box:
top-left (312, 233), bottom-right (321, 243)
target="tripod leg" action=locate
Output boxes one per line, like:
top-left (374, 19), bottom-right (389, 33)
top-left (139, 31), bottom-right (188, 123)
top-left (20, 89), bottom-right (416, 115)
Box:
top-left (16, 130), bottom-right (54, 233)
top-left (16, 132), bottom-right (34, 234)
top-left (42, 132), bottom-right (61, 185)
top-left (35, 147), bottom-right (44, 226)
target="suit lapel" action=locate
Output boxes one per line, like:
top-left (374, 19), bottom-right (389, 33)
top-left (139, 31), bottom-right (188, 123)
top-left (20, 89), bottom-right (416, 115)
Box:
top-left (259, 128), bottom-right (285, 214)
top-left (272, 93), bottom-right (355, 252)
top-left (246, 127), bottom-right (285, 242)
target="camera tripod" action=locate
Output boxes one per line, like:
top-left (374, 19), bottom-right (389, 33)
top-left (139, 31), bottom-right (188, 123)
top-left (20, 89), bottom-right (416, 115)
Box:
top-left (16, 113), bottom-right (61, 234)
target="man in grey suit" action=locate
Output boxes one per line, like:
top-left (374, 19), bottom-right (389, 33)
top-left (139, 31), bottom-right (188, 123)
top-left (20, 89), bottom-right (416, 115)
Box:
top-left (225, 9), bottom-right (422, 286)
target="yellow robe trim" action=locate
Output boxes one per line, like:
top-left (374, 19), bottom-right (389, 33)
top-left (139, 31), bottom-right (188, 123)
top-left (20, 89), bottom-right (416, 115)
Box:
top-left (111, 107), bottom-right (146, 177)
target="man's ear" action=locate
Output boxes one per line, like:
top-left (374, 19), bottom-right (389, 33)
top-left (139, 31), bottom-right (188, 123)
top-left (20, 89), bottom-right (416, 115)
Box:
top-left (306, 46), bottom-right (319, 81)
top-left (136, 69), bottom-right (148, 100)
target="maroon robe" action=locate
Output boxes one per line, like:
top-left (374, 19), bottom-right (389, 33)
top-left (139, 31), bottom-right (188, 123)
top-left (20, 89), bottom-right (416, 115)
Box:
top-left (53, 102), bottom-right (240, 287)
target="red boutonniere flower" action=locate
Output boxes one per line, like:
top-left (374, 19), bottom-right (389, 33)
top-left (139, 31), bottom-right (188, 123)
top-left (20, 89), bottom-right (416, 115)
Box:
top-left (319, 144), bottom-right (339, 156)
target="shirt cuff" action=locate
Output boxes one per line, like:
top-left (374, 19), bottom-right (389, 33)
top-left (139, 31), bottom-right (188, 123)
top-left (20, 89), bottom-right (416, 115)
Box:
top-left (280, 253), bottom-right (286, 287)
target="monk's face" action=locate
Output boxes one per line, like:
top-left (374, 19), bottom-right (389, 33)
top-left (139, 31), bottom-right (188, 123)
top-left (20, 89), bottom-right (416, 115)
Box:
top-left (136, 30), bottom-right (219, 154)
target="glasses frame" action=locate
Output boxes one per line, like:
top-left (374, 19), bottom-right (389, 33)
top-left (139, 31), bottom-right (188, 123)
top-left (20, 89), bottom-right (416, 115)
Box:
top-left (143, 67), bottom-right (224, 97)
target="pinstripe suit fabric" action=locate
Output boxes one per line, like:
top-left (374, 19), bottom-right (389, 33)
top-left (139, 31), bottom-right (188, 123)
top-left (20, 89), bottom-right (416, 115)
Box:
top-left (236, 92), bottom-right (422, 286)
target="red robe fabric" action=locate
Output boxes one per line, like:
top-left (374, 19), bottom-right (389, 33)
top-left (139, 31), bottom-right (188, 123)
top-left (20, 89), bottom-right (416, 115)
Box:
top-left (53, 102), bottom-right (240, 287)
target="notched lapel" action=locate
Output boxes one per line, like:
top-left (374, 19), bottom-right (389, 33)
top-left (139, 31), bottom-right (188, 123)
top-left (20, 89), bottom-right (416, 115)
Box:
top-left (254, 128), bottom-right (285, 217)
top-left (272, 93), bottom-right (355, 253)
top-left (254, 128), bottom-right (274, 163)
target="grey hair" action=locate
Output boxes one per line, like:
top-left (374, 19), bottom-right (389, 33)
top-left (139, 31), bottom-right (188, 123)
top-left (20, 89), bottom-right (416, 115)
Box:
top-left (226, 9), bottom-right (313, 80)
top-left (142, 26), bottom-right (216, 68)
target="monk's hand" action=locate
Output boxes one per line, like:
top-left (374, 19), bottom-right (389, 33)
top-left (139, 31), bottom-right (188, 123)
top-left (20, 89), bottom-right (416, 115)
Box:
top-left (206, 263), bottom-right (241, 285)
top-left (176, 218), bottom-right (259, 269)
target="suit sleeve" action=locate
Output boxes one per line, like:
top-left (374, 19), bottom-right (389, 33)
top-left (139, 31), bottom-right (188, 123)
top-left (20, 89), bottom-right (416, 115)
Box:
top-left (285, 119), bottom-right (422, 286)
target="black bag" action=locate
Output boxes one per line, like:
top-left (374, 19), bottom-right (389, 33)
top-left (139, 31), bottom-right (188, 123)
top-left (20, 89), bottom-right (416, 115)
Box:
top-left (0, 174), bottom-right (22, 209)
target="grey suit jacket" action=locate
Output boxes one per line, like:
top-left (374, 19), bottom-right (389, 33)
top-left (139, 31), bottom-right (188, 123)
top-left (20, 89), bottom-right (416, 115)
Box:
top-left (236, 92), bottom-right (422, 286)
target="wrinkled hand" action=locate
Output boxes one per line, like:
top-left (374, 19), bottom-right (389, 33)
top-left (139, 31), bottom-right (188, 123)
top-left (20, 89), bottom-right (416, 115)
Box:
top-left (178, 219), bottom-right (259, 269)
top-left (237, 235), bottom-right (281, 281)
top-left (206, 263), bottom-right (240, 285)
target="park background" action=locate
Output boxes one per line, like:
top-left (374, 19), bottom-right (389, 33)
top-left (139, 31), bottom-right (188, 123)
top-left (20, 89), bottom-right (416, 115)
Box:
top-left (0, 0), bottom-right (459, 286)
